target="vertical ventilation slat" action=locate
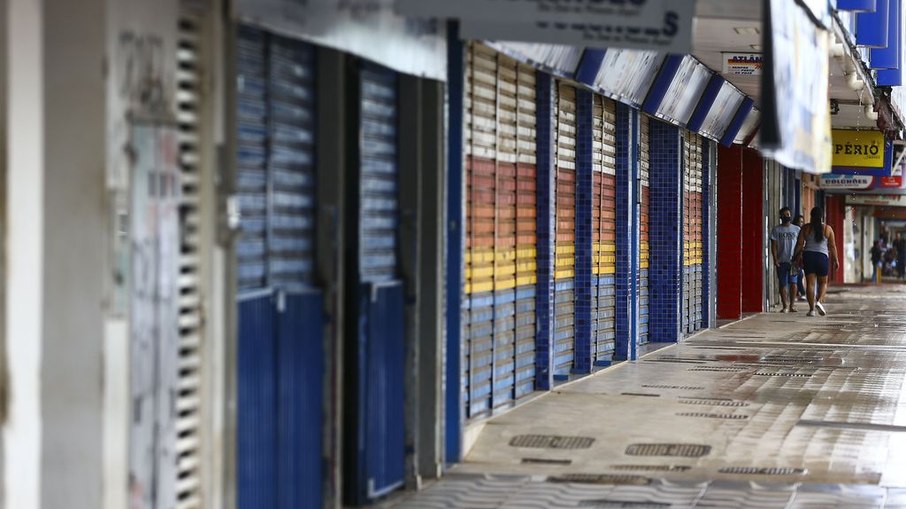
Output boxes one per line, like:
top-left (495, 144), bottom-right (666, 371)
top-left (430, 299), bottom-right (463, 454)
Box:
top-left (554, 83), bottom-right (577, 377)
top-left (639, 114), bottom-right (650, 345)
top-left (175, 10), bottom-right (204, 509)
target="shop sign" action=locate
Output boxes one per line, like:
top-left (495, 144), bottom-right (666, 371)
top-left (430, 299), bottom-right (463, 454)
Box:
top-left (759, 0), bottom-right (832, 174)
top-left (397, 0), bottom-right (695, 53)
top-left (846, 194), bottom-right (906, 207)
top-left (880, 175), bottom-right (904, 187)
top-left (831, 129), bottom-right (886, 168)
top-left (722, 53), bottom-right (763, 76)
top-left (819, 174), bottom-right (873, 190)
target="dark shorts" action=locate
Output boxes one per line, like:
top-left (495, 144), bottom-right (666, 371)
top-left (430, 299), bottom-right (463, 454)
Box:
top-left (776, 262), bottom-right (798, 285)
top-left (803, 251), bottom-right (829, 277)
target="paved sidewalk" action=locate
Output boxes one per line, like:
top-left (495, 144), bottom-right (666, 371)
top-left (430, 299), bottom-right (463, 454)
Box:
top-left (395, 285), bottom-right (906, 508)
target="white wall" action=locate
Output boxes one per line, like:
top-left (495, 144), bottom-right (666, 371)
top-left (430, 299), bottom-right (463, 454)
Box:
top-left (103, 1), bottom-right (180, 508)
top-left (6, 0), bottom-right (107, 507)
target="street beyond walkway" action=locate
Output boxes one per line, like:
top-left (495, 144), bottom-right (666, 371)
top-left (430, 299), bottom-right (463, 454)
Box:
top-left (395, 285), bottom-right (906, 508)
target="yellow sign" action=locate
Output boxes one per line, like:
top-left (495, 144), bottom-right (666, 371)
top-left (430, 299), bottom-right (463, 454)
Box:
top-left (831, 130), bottom-right (885, 168)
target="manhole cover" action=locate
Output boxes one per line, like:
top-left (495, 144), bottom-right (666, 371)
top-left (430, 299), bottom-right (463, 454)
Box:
top-left (678, 399), bottom-right (750, 407)
top-left (610, 464), bottom-right (692, 472)
top-left (625, 444), bottom-right (711, 457)
top-left (510, 434), bottom-right (596, 449)
top-left (676, 412), bottom-right (749, 420)
top-left (718, 466), bottom-right (806, 475)
top-left (550, 473), bottom-right (651, 485)
top-left (642, 384), bottom-right (704, 390)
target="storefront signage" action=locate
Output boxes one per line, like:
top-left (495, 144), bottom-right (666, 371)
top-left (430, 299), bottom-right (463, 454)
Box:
top-left (847, 194), bottom-right (906, 206)
top-left (397, 0), bottom-right (695, 52)
top-left (722, 53), bottom-right (763, 76)
top-left (235, 0), bottom-right (447, 81)
top-left (759, 0), bottom-right (832, 174)
top-left (832, 130), bottom-right (886, 168)
top-left (819, 174), bottom-right (874, 190)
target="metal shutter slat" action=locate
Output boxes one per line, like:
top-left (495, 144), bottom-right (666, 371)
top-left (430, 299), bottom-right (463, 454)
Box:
top-left (267, 36), bottom-right (317, 289)
top-left (554, 83), bottom-right (577, 377)
top-left (592, 95), bottom-right (616, 362)
top-left (639, 115), bottom-right (650, 345)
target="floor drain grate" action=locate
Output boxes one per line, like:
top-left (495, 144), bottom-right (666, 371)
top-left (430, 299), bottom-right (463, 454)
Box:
top-left (625, 443), bottom-right (711, 457)
top-left (642, 384), bottom-right (704, 390)
top-left (522, 457), bottom-right (573, 465)
top-left (621, 392), bottom-right (660, 397)
top-left (679, 399), bottom-right (750, 407)
top-left (754, 371), bottom-right (814, 377)
top-left (718, 466), bottom-right (806, 475)
top-left (550, 473), bottom-right (651, 485)
top-left (688, 366), bottom-right (748, 372)
top-left (510, 434), bottom-right (596, 449)
top-left (676, 412), bottom-right (749, 420)
top-left (610, 464), bottom-right (692, 472)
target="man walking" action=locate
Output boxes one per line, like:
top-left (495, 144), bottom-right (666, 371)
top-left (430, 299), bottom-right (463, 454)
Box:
top-left (770, 207), bottom-right (801, 312)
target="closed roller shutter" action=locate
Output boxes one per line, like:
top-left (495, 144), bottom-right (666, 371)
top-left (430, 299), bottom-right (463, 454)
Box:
top-left (235, 26), bottom-right (323, 509)
top-left (682, 131), bottom-right (704, 334)
top-left (554, 83), bottom-right (577, 378)
top-left (463, 43), bottom-right (537, 419)
top-left (639, 115), bottom-right (650, 345)
top-left (357, 63), bottom-right (406, 500)
top-left (591, 94), bottom-right (617, 364)
top-left (236, 27), bottom-right (269, 291)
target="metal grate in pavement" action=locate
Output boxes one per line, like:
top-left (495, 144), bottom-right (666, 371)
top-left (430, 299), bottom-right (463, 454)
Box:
top-left (718, 466), bottom-right (806, 476)
top-left (510, 434), bottom-right (596, 449)
top-left (549, 473), bottom-right (652, 485)
top-left (625, 444), bottom-right (711, 458)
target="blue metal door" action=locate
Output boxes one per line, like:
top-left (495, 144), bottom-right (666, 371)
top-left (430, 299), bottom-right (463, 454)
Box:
top-left (235, 25), bottom-right (323, 509)
top-left (351, 63), bottom-right (406, 503)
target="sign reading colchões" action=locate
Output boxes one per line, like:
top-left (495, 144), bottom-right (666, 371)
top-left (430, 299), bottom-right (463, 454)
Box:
top-left (832, 129), bottom-right (886, 168)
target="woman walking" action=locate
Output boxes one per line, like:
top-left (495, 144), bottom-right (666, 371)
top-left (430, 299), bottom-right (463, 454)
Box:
top-left (793, 207), bottom-right (840, 317)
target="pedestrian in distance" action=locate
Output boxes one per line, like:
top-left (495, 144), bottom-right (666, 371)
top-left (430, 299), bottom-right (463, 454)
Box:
top-left (793, 214), bottom-right (807, 300)
top-left (870, 239), bottom-right (883, 283)
top-left (792, 207), bottom-right (840, 317)
top-left (770, 207), bottom-right (800, 312)
top-left (896, 233), bottom-right (906, 280)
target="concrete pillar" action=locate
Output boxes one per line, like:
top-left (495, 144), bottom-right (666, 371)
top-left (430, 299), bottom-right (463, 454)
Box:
top-left (533, 72), bottom-right (555, 390)
top-left (6, 0), bottom-right (106, 507)
top-left (647, 119), bottom-right (682, 343)
top-left (573, 90), bottom-right (593, 374)
top-left (614, 104), bottom-right (639, 361)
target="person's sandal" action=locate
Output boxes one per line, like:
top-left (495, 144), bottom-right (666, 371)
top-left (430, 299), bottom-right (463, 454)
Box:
top-left (789, 306), bottom-right (798, 312)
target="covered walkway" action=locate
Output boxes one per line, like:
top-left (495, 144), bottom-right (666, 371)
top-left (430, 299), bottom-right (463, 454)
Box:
top-left (396, 284), bottom-right (906, 508)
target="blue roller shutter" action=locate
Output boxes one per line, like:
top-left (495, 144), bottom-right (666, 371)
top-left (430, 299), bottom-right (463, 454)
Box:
top-left (235, 26), bottom-right (323, 509)
top-left (351, 63), bottom-right (406, 503)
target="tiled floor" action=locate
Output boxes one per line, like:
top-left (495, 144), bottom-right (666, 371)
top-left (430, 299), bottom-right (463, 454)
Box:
top-left (395, 284), bottom-right (906, 508)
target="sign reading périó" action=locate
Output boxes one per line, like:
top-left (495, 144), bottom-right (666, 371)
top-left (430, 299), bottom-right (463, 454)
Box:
top-left (832, 129), bottom-right (886, 168)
